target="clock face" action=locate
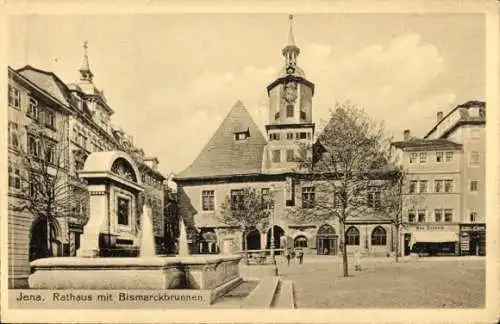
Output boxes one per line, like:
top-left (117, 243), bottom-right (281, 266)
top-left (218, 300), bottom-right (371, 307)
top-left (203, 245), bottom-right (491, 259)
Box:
top-left (283, 82), bottom-right (297, 104)
top-left (286, 66), bottom-right (295, 74)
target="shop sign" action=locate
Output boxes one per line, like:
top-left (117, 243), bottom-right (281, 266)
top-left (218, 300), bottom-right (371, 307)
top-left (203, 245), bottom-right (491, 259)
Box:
top-left (460, 224), bottom-right (486, 232)
top-left (415, 225), bottom-right (447, 231)
top-left (460, 234), bottom-right (470, 251)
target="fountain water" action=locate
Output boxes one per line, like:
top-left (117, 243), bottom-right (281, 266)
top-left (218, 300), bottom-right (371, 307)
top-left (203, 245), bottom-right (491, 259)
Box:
top-left (139, 205), bottom-right (156, 257)
top-left (178, 217), bottom-right (189, 257)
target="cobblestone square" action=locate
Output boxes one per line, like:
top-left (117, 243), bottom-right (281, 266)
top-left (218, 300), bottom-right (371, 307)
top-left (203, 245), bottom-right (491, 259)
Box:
top-left (274, 258), bottom-right (485, 308)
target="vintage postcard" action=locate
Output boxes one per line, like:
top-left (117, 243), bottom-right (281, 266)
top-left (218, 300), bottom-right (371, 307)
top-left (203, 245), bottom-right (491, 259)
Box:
top-left (1, 0), bottom-right (498, 323)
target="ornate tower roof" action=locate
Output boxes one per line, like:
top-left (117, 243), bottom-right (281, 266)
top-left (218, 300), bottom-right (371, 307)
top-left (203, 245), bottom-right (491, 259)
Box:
top-left (79, 41), bottom-right (94, 82)
top-left (277, 15), bottom-right (305, 78)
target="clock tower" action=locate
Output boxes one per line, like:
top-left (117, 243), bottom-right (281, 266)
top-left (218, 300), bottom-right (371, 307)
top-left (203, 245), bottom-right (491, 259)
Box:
top-left (264, 15), bottom-right (315, 172)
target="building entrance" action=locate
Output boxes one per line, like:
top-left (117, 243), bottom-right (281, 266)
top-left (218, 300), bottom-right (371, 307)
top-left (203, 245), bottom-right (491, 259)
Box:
top-left (316, 224), bottom-right (337, 255)
top-left (246, 229), bottom-right (261, 251)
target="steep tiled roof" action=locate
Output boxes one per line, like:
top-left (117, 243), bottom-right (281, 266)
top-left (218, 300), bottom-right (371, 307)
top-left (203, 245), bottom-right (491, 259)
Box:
top-left (176, 101), bottom-right (268, 180)
top-left (16, 65), bottom-right (71, 106)
top-left (391, 138), bottom-right (462, 151)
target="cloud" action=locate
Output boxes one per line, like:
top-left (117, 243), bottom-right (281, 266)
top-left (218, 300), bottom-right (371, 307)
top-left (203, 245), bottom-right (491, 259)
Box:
top-left (114, 33), bottom-right (456, 174)
top-left (301, 33), bottom-right (452, 138)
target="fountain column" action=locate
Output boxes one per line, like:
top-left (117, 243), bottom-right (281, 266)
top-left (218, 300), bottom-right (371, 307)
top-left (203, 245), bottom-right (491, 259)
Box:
top-left (77, 184), bottom-right (108, 257)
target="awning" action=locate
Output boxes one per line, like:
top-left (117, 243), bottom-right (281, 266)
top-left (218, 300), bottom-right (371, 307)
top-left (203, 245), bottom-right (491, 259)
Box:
top-left (410, 231), bottom-right (458, 247)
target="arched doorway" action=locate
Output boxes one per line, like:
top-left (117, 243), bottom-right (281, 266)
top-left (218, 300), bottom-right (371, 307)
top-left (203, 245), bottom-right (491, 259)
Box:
top-left (266, 225), bottom-right (285, 254)
top-left (317, 224), bottom-right (337, 255)
top-left (198, 229), bottom-right (217, 254)
top-left (246, 228), bottom-right (261, 251)
top-left (29, 217), bottom-right (61, 261)
top-left (294, 235), bottom-right (308, 248)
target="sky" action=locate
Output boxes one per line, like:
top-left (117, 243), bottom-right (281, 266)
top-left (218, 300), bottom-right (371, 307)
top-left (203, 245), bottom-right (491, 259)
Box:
top-left (8, 13), bottom-right (485, 176)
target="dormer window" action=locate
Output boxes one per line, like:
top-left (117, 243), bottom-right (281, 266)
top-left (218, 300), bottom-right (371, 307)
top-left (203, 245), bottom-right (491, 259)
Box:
top-left (235, 130), bottom-right (250, 141)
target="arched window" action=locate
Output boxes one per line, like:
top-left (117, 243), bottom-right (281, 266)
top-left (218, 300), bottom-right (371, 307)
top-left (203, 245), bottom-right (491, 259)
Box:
top-left (371, 226), bottom-right (387, 246)
top-left (345, 226), bottom-right (360, 245)
top-left (294, 236), bottom-right (308, 248)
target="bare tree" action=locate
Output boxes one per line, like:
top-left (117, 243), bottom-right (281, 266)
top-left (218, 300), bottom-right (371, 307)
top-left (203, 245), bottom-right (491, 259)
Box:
top-left (380, 167), bottom-right (424, 262)
top-left (10, 119), bottom-right (86, 260)
top-left (291, 101), bottom-right (393, 277)
top-left (216, 187), bottom-right (272, 265)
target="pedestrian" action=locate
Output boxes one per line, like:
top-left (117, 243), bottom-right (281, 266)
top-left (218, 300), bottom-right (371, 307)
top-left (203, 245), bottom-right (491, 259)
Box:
top-left (297, 248), bottom-right (304, 264)
top-left (285, 249), bottom-right (291, 266)
top-left (354, 248), bottom-right (362, 271)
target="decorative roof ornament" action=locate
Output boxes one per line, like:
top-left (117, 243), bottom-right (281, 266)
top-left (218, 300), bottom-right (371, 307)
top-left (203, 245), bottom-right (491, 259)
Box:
top-left (79, 41), bottom-right (94, 82)
top-left (282, 15), bottom-right (300, 67)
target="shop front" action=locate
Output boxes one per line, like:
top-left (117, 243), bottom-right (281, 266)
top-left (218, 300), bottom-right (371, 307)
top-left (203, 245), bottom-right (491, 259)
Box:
top-left (405, 224), bottom-right (460, 256)
top-left (459, 224), bottom-right (486, 256)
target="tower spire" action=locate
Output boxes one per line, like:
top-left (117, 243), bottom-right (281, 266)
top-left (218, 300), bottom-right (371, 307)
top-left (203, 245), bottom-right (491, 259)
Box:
top-left (282, 15), bottom-right (300, 68)
top-left (79, 41), bottom-right (94, 82)
top-left (287, 14), bottom-right (296, 46)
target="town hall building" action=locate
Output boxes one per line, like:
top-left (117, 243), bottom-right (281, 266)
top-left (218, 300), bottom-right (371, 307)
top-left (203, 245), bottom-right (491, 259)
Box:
top-left (174, 16), bottom-right (395, 257)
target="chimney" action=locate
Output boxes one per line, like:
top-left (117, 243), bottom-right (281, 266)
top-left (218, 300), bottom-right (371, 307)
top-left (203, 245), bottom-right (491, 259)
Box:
top-left (403, 129), bottom-right (411, 141)
top-left (437, 111), bottom-right (443, 122)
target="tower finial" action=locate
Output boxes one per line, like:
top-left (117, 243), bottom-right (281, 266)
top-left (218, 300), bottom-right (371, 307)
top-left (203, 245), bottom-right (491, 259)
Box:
top-left (288, 15), bottom-right (295, 46)
top-left (79, 40), bottom-right (94, 82)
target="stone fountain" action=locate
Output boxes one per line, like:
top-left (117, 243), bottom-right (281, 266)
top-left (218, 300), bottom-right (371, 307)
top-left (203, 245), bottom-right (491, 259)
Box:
top-left (28, 151), bottom-right (242, 304)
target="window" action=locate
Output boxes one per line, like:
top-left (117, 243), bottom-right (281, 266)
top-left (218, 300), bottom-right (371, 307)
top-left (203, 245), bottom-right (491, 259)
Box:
top-left (45, 110), bottom-right (55, 128)
top-left (371, 227), bottom-right (387, 246)
top-left (434, 180), bottom-right (443, 193)
top-left (470, 151), bottom-right (480, 165)
top-left (409, 180), bottom-right (417, 194)
top-left (444, 180), bottom-right (453, 193)
top-left (436, 152), bottom-right (443, 162)
top-left (8, 85), bottom-right (21, 108)
top-left (286, 105), bottom-right (294, 117)
top-left (28, 97), bottom-right (39, 120)
top-left (286, 133), bottom-right (294, 140)
top-left (419, 180), bottom-right (428, 193)
top-left (470, 212), bottom-right (477, 222)
top-left (269, 133), bottom-right (280, 141)
top-left (434, 209), bottom-right (442, 222)
top-left (8, 122), bottom-right (19, 148)
top-left (408, 210), bottom-right (416, 223)
top-left (409, 153), bottom-right (417, 164)
top-left (230, 189), bottom-right (245, 210)
top-left (417, 209), bottom-right (426, 223)
top-left (294, 236), bottom-right (308, 248)
top-left (419, 152), bottom-right (427, 163)
top-left (444, 209), bottom-right (453, 222)
top-left (286, 149), bottom-right (294, 162)
top-left (367, 188), bottom-right (381, 208)
top-left (27, 134), bottom-right (39, 156)
top-left (8, 165), bottom-right (21, 190)
top-left (299, 132), bottom-right (307, 139)
top-left (301, 187), bottom-right (315, 209)
top-left (261, 188), bottom-right (272, 209)
top-left (345, 227), bottom-right (360, 245)
top-left (445, 152), bottom-right (453, 162)
top-left (117, 197), bottom-right (130, 226)
top-left (235, 131), bottom-right (249, 141)
top-left (333, 191), bottom-right (342, 209)
top-left (470, 180), bottom-right (479, 192)
top-left (272, 150), bottom-right (281, 163)
top-left (300, 111), bottom-right (306, 120)
top-left (45, 144), bottom-right (55, 164)
top-left (202, 190), bottom-right (215, 211)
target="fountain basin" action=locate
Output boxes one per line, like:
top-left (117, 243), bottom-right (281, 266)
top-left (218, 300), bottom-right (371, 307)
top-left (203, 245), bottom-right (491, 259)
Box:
top-left (29, 255), bottom-right (242, 292)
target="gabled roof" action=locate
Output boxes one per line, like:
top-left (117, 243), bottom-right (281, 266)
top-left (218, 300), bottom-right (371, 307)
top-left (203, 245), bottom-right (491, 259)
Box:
top-left (391, 138), bottom-right (462, 151)
top-left (16, 65), bottom-right (71, 106)
top-left (176, 101), bottom-right (267, 180)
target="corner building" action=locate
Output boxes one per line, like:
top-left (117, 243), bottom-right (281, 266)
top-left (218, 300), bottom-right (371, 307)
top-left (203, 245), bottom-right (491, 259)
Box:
top-left (175, 17), bottom-right (394, 257)
top-left (392, 101), bottom-right (486, 256)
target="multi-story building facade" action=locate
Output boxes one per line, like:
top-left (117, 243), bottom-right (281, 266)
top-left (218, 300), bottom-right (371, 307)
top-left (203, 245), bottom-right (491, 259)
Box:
top-left (7, 67), bottom-right (72, 288)
top-left (8, 44), bottom-right (169, 287)
top-left (175, 17), bottom-right (395, 257)
top-left (392, 100), bottom-right (486, 256)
